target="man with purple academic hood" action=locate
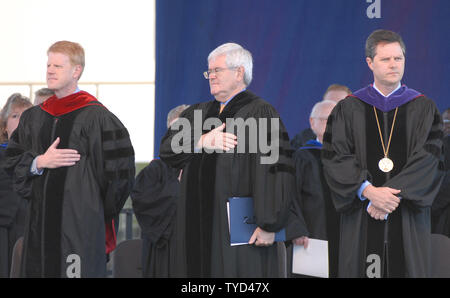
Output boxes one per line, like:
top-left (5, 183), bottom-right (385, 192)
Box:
top-left (322, 29), bottom-right (444, 278)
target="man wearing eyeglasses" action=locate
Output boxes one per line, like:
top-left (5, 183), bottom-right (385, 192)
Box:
top-left (159, 43), bottom-right (308, 277)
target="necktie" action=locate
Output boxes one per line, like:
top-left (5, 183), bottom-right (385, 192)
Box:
top-left (219, 103), bottom-right (225, 114)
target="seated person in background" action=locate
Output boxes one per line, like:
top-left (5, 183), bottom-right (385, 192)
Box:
top-left (0, 93), bottom-right (32, 277)
top-left (288, 100), bottom-right (340, 277)
top-left (33, 88), bottom-right (54, 105)
top-left (290, 84), bottom-right (351, 150)
top-left (131, 104), bottom-right (189, 277)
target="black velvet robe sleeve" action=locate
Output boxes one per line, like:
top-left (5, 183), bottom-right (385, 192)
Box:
top-left (92, 111), bottom-right (136, 221)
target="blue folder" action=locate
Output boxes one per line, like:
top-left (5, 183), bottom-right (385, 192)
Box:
top-left (228, 197), bottom-right (286, 245)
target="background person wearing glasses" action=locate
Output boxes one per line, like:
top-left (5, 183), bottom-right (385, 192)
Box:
top-left (288, 99), bottom-right (340, 277)
top-left (159, 42), bottom-right (308, 277)
top-left (290, 84), bottom-right (351, 150)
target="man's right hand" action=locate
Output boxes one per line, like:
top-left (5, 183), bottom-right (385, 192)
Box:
top-left (196, 123), bottom-right (237, 152)
top-left (362, 184), bottom-right (401, 214)
top-left (36, 137), bottom-right (81, 170)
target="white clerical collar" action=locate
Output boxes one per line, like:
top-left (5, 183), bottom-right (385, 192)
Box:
top-left (373, 82), bottom-right (401, 98)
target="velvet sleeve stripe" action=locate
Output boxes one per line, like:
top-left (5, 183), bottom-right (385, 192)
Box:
top-left (268, 163), bottom-right (295, 175)
top-left (104, 147), bottom-right (135, 160)
top-left (102, 128), bottom-right (130, 142)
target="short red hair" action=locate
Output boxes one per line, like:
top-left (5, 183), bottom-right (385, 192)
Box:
top-left (48, 41), bottom-right (85, 77)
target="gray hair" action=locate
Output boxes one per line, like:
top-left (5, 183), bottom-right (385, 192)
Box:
top-left (167, 104), bottom-right (190, 128)
top-left (208, 43), bottom-right (253, 86)
top-left (310, 100), bottom-right (336, 118)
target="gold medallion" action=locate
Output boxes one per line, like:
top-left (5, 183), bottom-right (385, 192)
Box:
top-left (378, 157), bottom-right (394, 173)
top-left (373, 107), bottom-right (398, 173)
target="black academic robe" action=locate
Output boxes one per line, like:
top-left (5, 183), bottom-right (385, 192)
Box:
top-left (322, 95), bottom-right (444, 278)
top-left (131, 159), bottom-right (180, 277)
top-left (2, 91), bottom-right (135, 277)
top-left (160, 90), bottom-right (307, 277)
top-left (432, 135), bottom-right (450, 237)
top-left (289, 141), bottom-right (340, 277)
top-left (0, 145), bottom-right (27, 277)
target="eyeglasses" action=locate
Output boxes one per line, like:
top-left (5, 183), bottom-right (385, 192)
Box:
top-left (203, 67), bottom-right (238, 79)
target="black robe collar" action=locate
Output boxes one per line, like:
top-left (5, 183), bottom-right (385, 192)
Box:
top-left (206, 90), bottom-right (257, 125)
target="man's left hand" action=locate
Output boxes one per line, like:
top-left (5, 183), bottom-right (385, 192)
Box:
top-left (367, 204), bottom-right (388, 220)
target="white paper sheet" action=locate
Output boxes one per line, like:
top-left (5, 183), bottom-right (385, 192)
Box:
top-left (292, 238), bottom-right (329, 278)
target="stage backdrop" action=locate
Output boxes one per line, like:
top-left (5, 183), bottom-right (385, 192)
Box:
top-left (155, 0), bottom-right (450, 155)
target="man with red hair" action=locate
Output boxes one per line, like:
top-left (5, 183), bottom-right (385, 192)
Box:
top-left (4, 41), bottom-right (135, 278)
